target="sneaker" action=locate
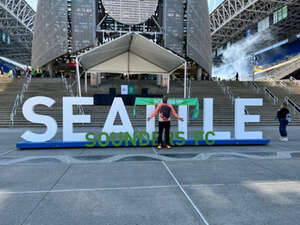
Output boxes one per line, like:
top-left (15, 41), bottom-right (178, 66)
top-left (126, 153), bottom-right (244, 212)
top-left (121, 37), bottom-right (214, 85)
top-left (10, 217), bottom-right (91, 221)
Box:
top-left (166, 145), bottom-right (172, 149)
top-left (157, 144), bottom-right (162, 149)
top-left (282, 137), bottom-right (289, 142)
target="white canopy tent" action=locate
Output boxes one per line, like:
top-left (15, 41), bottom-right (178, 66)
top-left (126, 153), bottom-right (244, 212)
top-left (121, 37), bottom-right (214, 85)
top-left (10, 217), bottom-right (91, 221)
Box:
top-left (76, 32), bottom-right (187, 97)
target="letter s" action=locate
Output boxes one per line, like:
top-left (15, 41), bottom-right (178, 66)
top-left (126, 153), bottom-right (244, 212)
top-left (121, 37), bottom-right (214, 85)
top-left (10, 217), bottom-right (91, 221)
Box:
top-left (21, 96), bottom-right (57, 142)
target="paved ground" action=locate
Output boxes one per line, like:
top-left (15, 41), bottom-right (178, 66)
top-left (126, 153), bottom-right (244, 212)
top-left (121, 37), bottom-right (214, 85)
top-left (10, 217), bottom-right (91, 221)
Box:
top-left (1, 126), bottom-right (300, 225)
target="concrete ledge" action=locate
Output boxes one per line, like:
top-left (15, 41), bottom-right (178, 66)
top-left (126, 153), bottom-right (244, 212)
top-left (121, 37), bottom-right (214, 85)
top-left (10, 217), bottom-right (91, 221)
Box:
top-left (16, 139), bottom-right (270, 149)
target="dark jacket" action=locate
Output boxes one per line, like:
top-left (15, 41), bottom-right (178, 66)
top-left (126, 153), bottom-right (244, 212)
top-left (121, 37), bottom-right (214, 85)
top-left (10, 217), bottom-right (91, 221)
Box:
top-left (277, 108), bottom-right (290, 120)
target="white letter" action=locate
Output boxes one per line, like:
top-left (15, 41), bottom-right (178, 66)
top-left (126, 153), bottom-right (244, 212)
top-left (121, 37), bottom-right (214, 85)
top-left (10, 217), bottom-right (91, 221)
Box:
top-left (102, 98), bottom-right (134, 138)
top-left (63, 97), bottom-right (93, 142)
top-left (203, 98), bottom-right (231, 140)
top-left (146, 105), bottom-right (155, 138)
top-left (178, 105), bottom-right (188, 139)
top-left (235, 98), bottom-right (263, 139)
top-left (21, 96), bottom-right (57, 142)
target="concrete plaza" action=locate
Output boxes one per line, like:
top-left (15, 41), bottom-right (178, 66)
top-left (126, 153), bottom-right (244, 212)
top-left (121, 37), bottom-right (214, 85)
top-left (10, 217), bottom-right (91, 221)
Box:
top-left (0, 126), bottom-right (300, 225)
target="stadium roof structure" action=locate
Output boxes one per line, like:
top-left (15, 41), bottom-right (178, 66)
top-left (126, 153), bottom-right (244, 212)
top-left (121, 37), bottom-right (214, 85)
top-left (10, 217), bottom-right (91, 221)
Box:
top-left (0, 0), bottom-right (35, 65)
top-left (210, 0), bottom-right (300, 51)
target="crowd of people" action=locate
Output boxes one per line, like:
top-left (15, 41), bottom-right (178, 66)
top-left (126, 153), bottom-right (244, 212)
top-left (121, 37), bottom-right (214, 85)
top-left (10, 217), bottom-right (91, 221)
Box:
top-left (0, 66), bottom-right (47, 79)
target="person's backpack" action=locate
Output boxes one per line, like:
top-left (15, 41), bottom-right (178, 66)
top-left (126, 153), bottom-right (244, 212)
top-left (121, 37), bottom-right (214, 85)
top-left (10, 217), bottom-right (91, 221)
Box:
top-left (160, 104), bottom-right (171, 119)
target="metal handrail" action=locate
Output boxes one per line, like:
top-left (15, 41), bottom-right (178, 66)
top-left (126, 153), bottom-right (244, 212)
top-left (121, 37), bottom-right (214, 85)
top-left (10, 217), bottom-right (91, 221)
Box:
top-left (284, 96), bottom-right (300, 115)
top-left (290, 76), bottom-right (296, 82)
top-left (280, 81), bottom-right (291, 94)
top-left (10, 75), bottom-right (32, 126)
top-left (226, 86), bottom-right (235, 104)
top-left (251, 82), bottom-right (260, 94)
top-left (216, 80), bottom-right (227, 95)
top-left (10, 94), bottom-right (19, 126)
top-left (289, 76), bottom-right (300, 86)
top-left (62, 75), bottom-right (85, 115)
top-left (264, 87), bottom-right (279, 105)
top-left (217, 81), bottom-right (248, 114)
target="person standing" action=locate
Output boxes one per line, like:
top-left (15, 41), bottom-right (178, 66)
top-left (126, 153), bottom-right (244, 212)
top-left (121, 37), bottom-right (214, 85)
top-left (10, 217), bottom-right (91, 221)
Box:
top-left (235, 72), bottom-right (239, 81)
top-left (147, 96), bottom-right (184, 149)
top-left (277, 102), bottom-right (291, 142)
top-left (8, 69), bottom-right (12, 78)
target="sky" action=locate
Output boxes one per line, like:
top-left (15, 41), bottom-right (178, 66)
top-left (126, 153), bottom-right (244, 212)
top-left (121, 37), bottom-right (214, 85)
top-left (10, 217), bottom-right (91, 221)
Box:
top-left (25, 0), bottom-right (38, 11)
top-left (208, 0), bottom-right (224, 13)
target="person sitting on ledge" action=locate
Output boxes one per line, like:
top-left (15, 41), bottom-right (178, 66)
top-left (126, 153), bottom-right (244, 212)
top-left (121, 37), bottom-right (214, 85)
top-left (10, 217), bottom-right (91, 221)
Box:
top-left (147, 96), bottom-right (184, 149)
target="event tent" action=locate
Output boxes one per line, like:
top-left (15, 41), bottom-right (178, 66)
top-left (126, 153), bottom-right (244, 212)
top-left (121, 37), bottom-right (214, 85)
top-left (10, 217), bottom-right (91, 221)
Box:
top-left (76, 32), bottom-right (187, 97)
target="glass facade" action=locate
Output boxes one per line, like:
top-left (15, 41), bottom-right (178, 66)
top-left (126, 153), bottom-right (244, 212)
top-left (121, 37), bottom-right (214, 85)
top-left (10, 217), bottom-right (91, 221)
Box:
top-left (187, 0), bottom-right (212, 74)
top-left (71, 0), bottom-right (96, 53)
top-left (164, 0), bottom-right (184, 56)
top-left (31, 0), bottom-right (69, 68)
top-left (31, 0), bottom-right (212, 74)
top-left (102, 0), bottom-right (159, 25)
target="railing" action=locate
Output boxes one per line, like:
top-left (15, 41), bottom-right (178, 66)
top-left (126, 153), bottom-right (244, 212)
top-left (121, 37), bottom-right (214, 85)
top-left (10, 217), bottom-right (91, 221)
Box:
top-left (280, 81), bottom-right (291, 94)
top-left (251, 82), bottom-right (260, 94)
top-left (10, 94), bottom-right (19, 126)
top-left (226, 86), bottom-right (249, 114)
top-left (216, 80), bottom-right (228, 96)
top-left (217, 81), bottom-right (248, 114)
top-left (226, 86), bottom-right (235, 104)
top-left (289, 76), bottom-right (300, 86)
top-left (62, 75), bottom-right (85, 115)
top-left (284, 96), bottom-right (300, 115)
top-left (10, 75), bottom-right (32, 126)
top-left (264, 87), bottom-right (279, 105)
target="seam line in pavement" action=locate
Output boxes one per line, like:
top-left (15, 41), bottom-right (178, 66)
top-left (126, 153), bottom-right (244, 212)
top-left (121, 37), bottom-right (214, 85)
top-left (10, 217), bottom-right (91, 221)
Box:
top-left (20, 165), bottom-right (72, 225)
top-left (162, 160), bottom-right (210, 225)
top-left (1, 181), bottom-right (300, 195)
top-left (152, 147), bottom-right (210, 224)
top-left (1, 185), bottom-right (179, 195)
top-left (249, 160), bottom-right (295, 180)
top-left (0, 149), bottom-right (15, 157)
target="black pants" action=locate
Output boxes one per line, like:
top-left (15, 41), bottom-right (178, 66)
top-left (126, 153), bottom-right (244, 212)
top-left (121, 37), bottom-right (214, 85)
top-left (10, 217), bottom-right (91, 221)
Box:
top-left (158, 121), bottom-right (170, 145)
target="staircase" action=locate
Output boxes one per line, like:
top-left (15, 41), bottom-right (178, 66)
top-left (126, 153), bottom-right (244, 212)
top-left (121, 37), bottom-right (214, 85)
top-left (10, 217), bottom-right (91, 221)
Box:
top-left (0, 77), bottom-right (26, 127)
top-left (2, 78), bottom-right (300, 128)
top-left (7, 78), bottom-right (68, 127)
top-left (255, 81), bottom-right (300, 124)
top-left (228, 81), bottom-right (300, 125)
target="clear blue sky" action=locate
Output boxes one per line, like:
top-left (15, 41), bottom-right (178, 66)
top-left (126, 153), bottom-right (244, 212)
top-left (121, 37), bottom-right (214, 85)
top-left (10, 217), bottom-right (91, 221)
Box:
top-left (25, 0), bottom-right (37, 11)
top-left (209, 0), bottom-right (224, 13)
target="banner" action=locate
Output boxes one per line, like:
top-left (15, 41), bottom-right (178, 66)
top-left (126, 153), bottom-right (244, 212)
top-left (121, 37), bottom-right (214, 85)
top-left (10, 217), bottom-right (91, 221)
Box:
top-left (133, 97), bottom-right (199, 119)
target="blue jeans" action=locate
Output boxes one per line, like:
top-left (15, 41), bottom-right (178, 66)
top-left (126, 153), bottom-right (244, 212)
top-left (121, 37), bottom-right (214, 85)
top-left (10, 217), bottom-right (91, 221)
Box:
top-left (279, 119), bottom-right (288, 137)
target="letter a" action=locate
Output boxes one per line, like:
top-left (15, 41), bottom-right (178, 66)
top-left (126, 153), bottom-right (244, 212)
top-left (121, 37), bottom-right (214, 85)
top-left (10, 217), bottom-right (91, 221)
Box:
top-left (102, 98), bottom-right (134, 140)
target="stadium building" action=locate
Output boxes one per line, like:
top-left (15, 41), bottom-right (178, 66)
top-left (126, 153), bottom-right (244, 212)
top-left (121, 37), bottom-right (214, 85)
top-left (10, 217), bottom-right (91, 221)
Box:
top-left (31, 0), bottom-right (212, 79)
top-left (210, 0), bottom-right (300, 80)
